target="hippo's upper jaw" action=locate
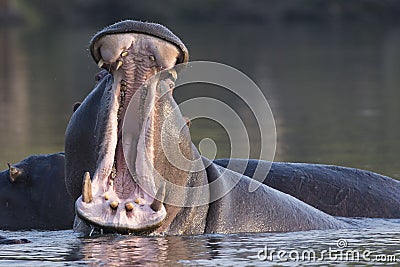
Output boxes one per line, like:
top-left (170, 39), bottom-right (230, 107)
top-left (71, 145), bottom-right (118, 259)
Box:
top-left (74, 31), bottom-right (183, 234)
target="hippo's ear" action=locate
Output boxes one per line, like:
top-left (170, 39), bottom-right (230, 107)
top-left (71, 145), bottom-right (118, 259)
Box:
top-left (7, 163), bottom-right (23, 183)
top-left (72, 102), bottom-right (81, 113)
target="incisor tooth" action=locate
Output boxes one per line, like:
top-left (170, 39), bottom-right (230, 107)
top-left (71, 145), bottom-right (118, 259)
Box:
top-left (82, 172), bottom-right (93, 203)
top-left (97, 59), bottom-right (105, 68)
top-left (150, 182), bottom-right (166, 212)
top-left (121, 51), bottom-right (128, 57)
top-left (110, 201), bottom-right (119, 209)
top-left (125, 202), bottom-right (134, 212)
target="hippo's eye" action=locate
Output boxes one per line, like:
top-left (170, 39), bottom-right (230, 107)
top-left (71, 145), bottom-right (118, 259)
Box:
top-left (149, 55), bottom-right (155, 62)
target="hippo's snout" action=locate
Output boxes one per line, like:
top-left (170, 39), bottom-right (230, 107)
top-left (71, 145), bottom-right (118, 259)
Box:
top-left (73, 26), bottom-right (183, 234)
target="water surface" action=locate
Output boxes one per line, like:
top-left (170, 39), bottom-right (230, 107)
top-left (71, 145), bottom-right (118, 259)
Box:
top-left (1, 218), bottom-right (400, 266)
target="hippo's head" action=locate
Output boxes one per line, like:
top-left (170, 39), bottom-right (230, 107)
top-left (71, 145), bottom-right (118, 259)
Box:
top-left (65, 20), bottom-right (208, 234)
top-left (0, 153), bottom-right (74, 230)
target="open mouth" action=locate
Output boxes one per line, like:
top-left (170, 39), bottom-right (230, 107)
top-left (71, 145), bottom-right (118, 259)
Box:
top-left (74, 32), bottom-right (181, 234)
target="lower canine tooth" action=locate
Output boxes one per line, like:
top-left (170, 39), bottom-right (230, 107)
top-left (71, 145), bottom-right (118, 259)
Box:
top-left (150, 182), bottom-right (166, 212)
top-left (82, 172), bottom-right (93, 203)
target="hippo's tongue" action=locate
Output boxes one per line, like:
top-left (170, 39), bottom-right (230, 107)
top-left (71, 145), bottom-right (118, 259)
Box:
top-left (109, 74), bottom-right (158, 198)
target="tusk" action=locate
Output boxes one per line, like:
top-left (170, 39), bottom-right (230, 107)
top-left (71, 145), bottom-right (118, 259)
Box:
top-left (82, 172), bottom-right (93, 203)
top-left (150, 181), bottom-right (166, 212)
top-left (116, 60), bottom-right (123, 70)
top-left (97, 59), bottom-right (105, 68)
top-left (121, 51), bottom-right (128, 57)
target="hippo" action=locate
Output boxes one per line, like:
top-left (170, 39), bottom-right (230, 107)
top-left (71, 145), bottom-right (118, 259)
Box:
top-left (214, 159), bottom-right (400, 218)
top-left (65, 20), bottom-right (348, 235)
top-left (1, 152), bottom-right (396, 232)
top-left (0, 153), bottom-right (74, 230)
top-left (0, 152), bottom-right (396, 233)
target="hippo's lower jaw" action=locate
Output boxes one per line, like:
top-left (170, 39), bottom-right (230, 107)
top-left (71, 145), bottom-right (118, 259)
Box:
top-left (74, 32), bottom-right (180, 234)
top-left (75, 170), bottom-right (167, 234)
top-left (75, 193), bottom-right (166, 234)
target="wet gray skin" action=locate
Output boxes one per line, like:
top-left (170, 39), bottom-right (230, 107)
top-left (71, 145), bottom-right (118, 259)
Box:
top-left (0, 153), bottom-right (74, 230)
top-left (214, 159), bottom-right (400, 218)
top-left (65, 20), bottom-right (347, 235)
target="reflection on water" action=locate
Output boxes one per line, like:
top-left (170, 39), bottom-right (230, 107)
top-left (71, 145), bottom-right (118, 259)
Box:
top-left (0, 218), bottom-right (399, 266)
top-left (254, 24), bottom-right (400, 178)
top-left (78, 234), bottom-right (213, 266)
top-left (0, 25), bottom-right (98, 166)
